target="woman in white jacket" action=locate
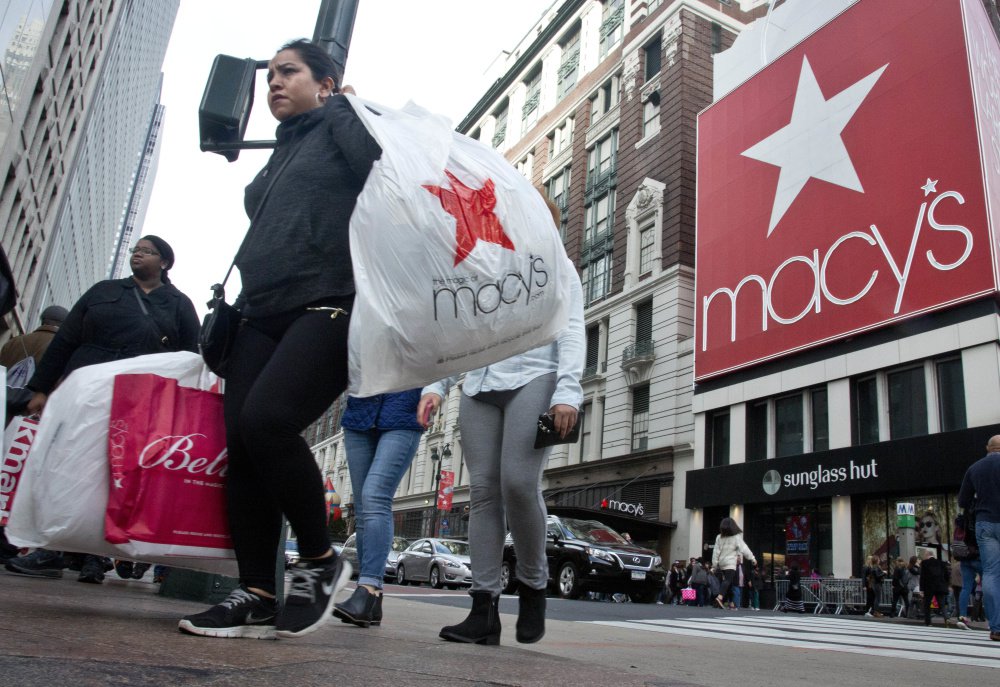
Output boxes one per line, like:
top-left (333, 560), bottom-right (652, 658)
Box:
top-left (711, 517), bottom-right (756, 609)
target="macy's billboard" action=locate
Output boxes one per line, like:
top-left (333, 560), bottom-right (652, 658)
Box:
top-left (694, 0), bottom-right (1000, 381)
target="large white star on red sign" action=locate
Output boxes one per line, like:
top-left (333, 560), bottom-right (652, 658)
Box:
top-left (742, 56), bottom-right (888, 236)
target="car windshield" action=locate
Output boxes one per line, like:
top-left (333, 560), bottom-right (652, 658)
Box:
top-left (435, 540), bottom-right (470, 556)
top-left (391, 537), bottom-right (410, 552)
top-left (558, 518), bottom-right (629, 545)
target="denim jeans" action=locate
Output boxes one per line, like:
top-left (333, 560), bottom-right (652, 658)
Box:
top-left (975, 519), bottom-right (1000, 632)
top-left (732, 586), bottom-right (742, 608)
top-left (959, 558), bottom-right (983, 619)
top-left (344, 428), bottom-right (421, 589)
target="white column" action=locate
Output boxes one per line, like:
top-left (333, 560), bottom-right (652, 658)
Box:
top-left (730, 402), bottom-right (747, 464)
top-left (827, 378), bottom-right (852, 449)
top-left (579, 1), bottom-right (603, 77)
top-left (688, 507), bottom-right (703, 558)
top-left (540, 44), bottom-right (561, 115)
top-left (963, 342), bottom-right (1000, 427)
top-left (508, 82), bottom-right (527, 145)
top-left (591, 395), bottom-right (606, 461)
top-left (831, 495), bottom-right (852, 577)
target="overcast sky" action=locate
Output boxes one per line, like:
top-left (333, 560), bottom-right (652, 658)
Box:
top-left (142, 0), bottom-right (553, 311)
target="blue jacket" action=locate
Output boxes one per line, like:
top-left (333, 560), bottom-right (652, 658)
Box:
top-left (341, 389), bottom-right (423, 431)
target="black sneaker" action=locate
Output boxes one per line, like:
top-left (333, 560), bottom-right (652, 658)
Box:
top-left (178, 586), bottom-right (278, 640)
top-left (276, 555), bottom-right (351, 638)
top-left (113, 560), bottom-right (134, 579)
top-left (4, 549), bottom-right (65, 578)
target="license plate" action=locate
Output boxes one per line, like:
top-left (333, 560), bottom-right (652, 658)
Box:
top-left (630, 571), bottom-right (646, 581)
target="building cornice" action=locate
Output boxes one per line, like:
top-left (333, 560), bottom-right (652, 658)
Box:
top-left (458, 0), bottom-right (587, 134)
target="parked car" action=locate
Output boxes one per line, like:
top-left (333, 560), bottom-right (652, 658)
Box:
top-left (395, 537), bottom-right (472, 589)
top-left (284, 539), bottom-right (300, 568)
top-left (340, 534), bottom-right (411, 581)
top-left (501, 515), bottom-right (666, 603)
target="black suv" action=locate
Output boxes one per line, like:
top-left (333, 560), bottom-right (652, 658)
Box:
top-left (501, 515), bottom-right (666, 603)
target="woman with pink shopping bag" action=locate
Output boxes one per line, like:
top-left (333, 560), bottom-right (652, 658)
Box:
top-left (4, 235), bottom-right (199, 583)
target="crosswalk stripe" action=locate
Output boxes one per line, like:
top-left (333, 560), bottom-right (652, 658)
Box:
top-left (587, 616), bottom-right (1000, 668)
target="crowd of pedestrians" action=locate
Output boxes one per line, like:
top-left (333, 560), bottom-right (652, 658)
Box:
top-left (1, 33), bottom-right (998, 649)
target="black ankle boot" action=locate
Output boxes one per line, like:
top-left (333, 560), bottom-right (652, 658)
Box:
top-left (439, 590), bottom-right (500, 645)
top-left (516, 585), bottom-right (546, 643)
top-left (333, 586), bottom-right (380, 628)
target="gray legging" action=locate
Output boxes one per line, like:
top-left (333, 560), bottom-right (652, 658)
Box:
top-left (459, 372), bottom-right (556, 596)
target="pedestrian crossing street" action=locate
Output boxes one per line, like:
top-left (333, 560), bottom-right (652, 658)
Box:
top-left (588, 615), bottom-right (1000, 668)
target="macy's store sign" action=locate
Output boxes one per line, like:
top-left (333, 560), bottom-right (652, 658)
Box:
top-left (694, 0), bottom-right (1000, 381)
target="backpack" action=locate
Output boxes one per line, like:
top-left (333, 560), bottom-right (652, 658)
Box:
top-left (952, 511), bottom-right (979, 561)
top-left (5, 355), bottom-right (34, 389)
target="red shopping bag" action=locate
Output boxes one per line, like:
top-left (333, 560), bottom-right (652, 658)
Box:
top-left (681, 587), bottom-right (697, 602)
top-left (0, 416), bottom-right (39, 526)
top-left (105, 374), bottom-right (231, 552)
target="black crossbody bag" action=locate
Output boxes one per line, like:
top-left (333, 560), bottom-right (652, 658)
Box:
top-left (199, 141), bottom-right (302, 377)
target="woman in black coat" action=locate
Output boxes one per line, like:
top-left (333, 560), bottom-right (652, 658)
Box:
top-left (4, 235), bottom-right (198, 584)
top-left (25, 234), bottom-right (199, 411)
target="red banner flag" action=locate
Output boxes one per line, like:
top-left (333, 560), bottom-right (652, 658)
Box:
top-left (437, 470), bottom-right (455, 511)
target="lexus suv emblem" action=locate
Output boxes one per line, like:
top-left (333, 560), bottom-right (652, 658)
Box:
top-left (632, 556), bottom-right (641, 564)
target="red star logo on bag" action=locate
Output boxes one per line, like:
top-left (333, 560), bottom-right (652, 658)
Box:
top-left (424, 170), bottom-right (515, 266)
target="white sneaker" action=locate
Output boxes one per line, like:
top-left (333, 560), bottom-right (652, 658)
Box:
top-left (864, 611), bottom-right (873, 617)
top-left (956, 617), bottom-right (971, 630)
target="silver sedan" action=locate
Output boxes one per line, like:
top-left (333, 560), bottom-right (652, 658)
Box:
top-left (395, 538), bottom-right (472, 589)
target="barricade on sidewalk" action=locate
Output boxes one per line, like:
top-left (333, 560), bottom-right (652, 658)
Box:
top-left (770, 578), bottom-right (868, 614)
top-left (820, 579), bottom-right (867, 614)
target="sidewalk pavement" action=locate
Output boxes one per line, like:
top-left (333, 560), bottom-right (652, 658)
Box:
top-left (0, 571), bottom-right (666, 687)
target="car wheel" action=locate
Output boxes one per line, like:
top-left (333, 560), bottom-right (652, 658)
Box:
top-left (397, 564), bottom-right (409, 586)
top-left (500, 560), bottom-right (519, 594)
top-left (558, 562), bottom-right (581, 599)
top-left (430, 565), bottom-right (444, 589)
top-left (629, 589), bottom-right (657, 604)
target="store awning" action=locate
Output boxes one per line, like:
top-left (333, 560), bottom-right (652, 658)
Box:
top-left (545, 505), bottom-right (675, 540)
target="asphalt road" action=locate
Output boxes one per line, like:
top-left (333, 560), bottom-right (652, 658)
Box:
top-left (389, 582), bottom-right (1000, 683)
top-left (0, 572), bottom-right (996, 686)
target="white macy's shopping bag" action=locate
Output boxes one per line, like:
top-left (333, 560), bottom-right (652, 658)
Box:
top-left (6, 352), bottom-right (237, 575)
top-left (345, 96), bottom-right (572, 396)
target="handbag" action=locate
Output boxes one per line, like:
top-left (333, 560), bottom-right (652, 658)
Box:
top-left (198, 139), bottom-right (303, 377)
top-left (533, 412), bottom-right (582, 449)
top-left (198, 286), bottom-right (244, 378)
top-left (681, 587), bottom-right (696, 601)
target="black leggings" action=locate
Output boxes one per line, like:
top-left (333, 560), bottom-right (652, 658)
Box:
top-left (224, 298), bottom-right (352, 594)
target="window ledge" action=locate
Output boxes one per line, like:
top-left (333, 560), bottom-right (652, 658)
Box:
top-left (634, 128), bottom-right (660, 150)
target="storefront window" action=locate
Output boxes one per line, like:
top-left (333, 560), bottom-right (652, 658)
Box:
top-left (936, 358), bottom-right (967, 431)
top-left (811, 387), bottom-right (829, 452)
top-left (888, 366), bottom-right (927, 439)
top-left (746, 401), bottom-right (767, 461)
top-left (859, 493), bottom-right (957, 569)
top-left (855, 376), bottom-right (879, 444)
top-left (707, 410), bottom-right (730, 466)
top-left (744, 502), bottom-right (832, 581)
top-left (775, 395), bottom-right (803, 457)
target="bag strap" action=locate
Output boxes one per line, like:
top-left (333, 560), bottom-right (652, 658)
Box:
top-left (132, 287), bottom-right (169, 348)
top-left (213, 136), bottom-right (306, 298)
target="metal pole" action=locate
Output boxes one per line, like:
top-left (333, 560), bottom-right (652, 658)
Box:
top-left (312, 0), bottom-right (359, 79)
